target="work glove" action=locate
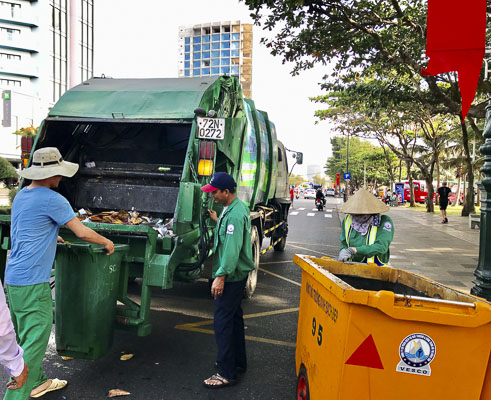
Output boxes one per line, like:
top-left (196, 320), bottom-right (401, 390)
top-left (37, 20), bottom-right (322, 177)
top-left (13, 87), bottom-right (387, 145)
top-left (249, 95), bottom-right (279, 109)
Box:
top-left (338, 247), bottom-right (356, 262)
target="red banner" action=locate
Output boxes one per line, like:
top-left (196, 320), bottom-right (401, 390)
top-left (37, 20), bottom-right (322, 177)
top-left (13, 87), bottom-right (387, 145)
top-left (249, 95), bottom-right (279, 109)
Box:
top-left (421, 0), bottom-right (487, 119)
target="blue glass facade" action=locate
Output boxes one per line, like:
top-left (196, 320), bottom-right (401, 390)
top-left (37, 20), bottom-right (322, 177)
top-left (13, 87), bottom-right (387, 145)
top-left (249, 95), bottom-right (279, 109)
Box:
top-left (182, 25), bottom-right (248, 82)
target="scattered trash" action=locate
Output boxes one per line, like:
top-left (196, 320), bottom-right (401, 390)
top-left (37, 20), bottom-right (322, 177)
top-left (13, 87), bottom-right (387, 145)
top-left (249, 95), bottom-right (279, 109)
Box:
top-left (79, 210), bottom-right (151, 225)
top-left (153, 218), bottom-right (175, 238)
top-left (120, 354), bottom-right (134, 361)
top-left (75, 208), bottom-right (173, 235)
top-left (108, 389), bottom-right (130, 397)
top-left (61, 356), bottom-right (74, 361)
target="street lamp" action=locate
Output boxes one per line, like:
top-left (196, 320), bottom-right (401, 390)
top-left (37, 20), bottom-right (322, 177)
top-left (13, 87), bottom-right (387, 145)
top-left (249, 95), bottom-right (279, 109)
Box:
top-left (471, 102), bottom-right (491, 300)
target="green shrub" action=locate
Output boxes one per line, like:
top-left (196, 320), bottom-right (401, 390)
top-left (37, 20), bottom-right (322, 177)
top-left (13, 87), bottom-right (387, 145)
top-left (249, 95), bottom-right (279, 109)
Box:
top-left (8, 188), bottom-right (17, 205)
top-left (0, 157), bottom-right (17, 181)
top-left (0, 206), bottom-right (11, 215)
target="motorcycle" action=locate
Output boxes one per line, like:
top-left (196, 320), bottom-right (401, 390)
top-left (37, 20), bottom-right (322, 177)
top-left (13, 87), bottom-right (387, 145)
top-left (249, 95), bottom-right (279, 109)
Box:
top-left (315, 198), bottom-right (324, 211)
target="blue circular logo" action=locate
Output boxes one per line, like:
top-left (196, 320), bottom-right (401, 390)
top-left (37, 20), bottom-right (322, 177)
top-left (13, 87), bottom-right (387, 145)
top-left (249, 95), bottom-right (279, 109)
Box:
top-left (399, 333), bottom-right (436, 368)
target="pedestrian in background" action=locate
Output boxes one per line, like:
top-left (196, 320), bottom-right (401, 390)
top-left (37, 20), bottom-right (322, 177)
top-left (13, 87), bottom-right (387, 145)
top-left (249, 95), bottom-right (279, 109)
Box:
top-left (338, 189), bottom-right (394, 266)
top-left (437, 181), bottom-right (451, 224)
top-left (0, 280), bottom-right (29, 394)
top-left (5, 147), bottom-right (114, 399)
top-left (201, 172), bottom-right (255, 389)
top-left (290, 186), bottom-right (295, 209)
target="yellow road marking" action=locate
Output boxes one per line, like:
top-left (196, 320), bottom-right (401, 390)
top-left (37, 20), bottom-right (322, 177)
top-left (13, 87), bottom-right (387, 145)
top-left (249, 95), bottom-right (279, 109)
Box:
top-left (258, 268), bottom-right (301, 287)
top-left (242, 307), bottom-right (299, 319)
top-left (175, 307), bottom-right (299, 348)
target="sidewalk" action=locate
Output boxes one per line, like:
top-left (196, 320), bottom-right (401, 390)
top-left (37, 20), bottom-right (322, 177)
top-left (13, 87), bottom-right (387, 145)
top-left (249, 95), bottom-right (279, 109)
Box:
top-left (337, 205), bottom-right (480, 292)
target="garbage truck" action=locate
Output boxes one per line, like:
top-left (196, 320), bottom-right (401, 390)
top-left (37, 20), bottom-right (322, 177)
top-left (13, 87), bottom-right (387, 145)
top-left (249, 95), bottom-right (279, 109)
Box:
top-left (0, 76), bottom-right (295, 358)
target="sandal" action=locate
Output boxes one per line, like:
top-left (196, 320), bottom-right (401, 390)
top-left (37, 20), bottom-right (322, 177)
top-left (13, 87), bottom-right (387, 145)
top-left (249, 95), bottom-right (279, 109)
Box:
top-left (203, 373), bottom-right (236, 389)
top-left (31, 378), bottom-right (67, 398)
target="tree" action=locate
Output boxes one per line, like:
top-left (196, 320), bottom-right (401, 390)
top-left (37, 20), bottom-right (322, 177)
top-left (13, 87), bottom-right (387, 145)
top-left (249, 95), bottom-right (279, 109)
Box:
top-left (325, 136), bottom-right (396, 189)
top-left (0, 157), bottom-right (17, 186)
top-left (313, 78), bottom-right (451, 212)
top-left (289, 174), bottom-right (306, 186)
top-left (311, 174), bottom-right (326, 186)
top-left (244, 0), bottom-right (490, 215)
top-left (12, 125), bottom-right (38, 136)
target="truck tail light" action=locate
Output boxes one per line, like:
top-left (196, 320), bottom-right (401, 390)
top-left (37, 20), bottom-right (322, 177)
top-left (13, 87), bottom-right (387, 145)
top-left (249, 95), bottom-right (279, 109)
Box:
top-left (198, 141), bottom-right (215, 176)
top-left (198, 160), bottom-right (213, 176)
top-left (199, 142), bottom-right (215, 159)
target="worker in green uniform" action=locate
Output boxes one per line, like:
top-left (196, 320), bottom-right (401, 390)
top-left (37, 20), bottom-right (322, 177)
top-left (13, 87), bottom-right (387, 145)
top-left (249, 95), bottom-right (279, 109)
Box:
top-left (200, 172), bottom-right (255, 389)
top-left (338, 189), bottom-right (394, 265)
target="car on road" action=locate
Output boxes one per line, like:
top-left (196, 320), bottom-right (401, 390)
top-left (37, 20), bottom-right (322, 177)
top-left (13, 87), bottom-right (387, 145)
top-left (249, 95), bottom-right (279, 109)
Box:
top-left (326, 188), bottom-right (335, 196)
top-left (304, 189), bottom-right (316, 199)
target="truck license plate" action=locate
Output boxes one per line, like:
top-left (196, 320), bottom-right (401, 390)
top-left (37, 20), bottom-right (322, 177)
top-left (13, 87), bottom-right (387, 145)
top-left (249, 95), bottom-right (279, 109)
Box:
top-left (197, 117), bottom-right (225, 140)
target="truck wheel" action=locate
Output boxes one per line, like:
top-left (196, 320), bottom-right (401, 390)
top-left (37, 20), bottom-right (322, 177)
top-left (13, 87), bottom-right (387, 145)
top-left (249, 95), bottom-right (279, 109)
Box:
top-left (244, 225), bottom-right (260, 299)
top-left (297, 368), bottom-right (310, 400)
top-left (273, 233), bottom-right (286, 251)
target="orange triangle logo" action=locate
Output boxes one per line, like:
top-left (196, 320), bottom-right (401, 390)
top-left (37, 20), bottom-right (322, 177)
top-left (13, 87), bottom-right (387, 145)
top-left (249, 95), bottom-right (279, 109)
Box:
top-left (345, 334), bottom-right (384, 370)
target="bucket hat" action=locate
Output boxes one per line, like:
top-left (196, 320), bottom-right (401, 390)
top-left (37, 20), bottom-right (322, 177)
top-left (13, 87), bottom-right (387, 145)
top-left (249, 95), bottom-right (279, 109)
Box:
top-left (17, 147), bottom-right (79, 180)
top-left (338, 189), bottom-right (389, 214)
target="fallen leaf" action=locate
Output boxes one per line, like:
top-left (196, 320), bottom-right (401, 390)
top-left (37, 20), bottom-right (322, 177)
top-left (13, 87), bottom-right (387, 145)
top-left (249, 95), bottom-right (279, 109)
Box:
top-left (61, 356), bottom-right (73, 360)
top-left (120, 354), bottom-right (134, 361)
top-left (108, 389), bottom-right (130, 397)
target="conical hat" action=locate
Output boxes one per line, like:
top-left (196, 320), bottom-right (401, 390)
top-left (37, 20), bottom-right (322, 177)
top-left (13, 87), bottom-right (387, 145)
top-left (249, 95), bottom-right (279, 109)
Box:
top-left (338, 189), bottom-right (389, 214)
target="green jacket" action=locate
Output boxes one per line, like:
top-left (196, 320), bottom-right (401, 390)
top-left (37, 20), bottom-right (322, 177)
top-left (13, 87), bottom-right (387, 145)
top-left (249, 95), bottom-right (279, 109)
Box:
top-left (212, 197), bottom-right (255, 282)
top-left (340, 214), bottom-right (394, 265)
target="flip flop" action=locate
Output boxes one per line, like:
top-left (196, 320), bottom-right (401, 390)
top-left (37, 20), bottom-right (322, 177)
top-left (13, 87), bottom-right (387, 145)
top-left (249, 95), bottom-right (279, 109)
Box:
top-left (203, 373), bottom-right (236, 389)
top-left (30, 378), bottom-right (67, 398)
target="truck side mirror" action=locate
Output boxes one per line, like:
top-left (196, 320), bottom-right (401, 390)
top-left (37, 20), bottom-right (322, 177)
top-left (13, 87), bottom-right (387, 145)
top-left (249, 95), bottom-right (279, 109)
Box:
top-left (296, 152), bottom-right (303, 165)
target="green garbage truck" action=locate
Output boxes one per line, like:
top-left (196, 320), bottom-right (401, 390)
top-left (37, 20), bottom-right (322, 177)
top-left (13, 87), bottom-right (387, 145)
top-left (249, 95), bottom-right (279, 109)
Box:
top-left (0, 76), bottom-right (295, 358)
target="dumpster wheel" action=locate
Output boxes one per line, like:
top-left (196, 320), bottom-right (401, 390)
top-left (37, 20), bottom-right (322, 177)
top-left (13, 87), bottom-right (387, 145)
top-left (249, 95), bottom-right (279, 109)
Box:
top-left (296, 367), bottom-right (310, 400)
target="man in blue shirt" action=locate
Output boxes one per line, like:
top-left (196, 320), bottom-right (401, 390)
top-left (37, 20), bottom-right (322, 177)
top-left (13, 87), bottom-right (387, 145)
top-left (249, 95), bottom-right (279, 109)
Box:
top-left (4, 147), bottom-right (114, 399)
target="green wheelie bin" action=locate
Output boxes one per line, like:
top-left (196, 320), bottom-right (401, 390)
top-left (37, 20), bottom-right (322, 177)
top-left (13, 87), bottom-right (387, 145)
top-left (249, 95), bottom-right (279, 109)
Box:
top-left (54, 242), bottom-right (129, 360)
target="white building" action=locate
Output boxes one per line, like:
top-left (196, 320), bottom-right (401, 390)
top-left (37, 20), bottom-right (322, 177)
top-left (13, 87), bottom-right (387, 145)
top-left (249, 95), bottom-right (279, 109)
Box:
top-left (0, 0), bottom-right (93, 166)
top-left (177, 21), bottom-right (253, 98)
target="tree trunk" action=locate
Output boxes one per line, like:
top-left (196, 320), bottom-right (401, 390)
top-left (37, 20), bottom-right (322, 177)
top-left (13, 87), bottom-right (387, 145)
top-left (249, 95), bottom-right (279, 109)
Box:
top-left (460, 118), bottom-right (475, 216)
top-left (452, 173), bottom-right (462, 206)
top-left (406, 160), bottom-right (415, 207)
top-left (425, 176), bottom-right (435, 213)
top-left (435, 156), bottom-right (440, 206)
top-left (462, 174), bottom-right (466, 205)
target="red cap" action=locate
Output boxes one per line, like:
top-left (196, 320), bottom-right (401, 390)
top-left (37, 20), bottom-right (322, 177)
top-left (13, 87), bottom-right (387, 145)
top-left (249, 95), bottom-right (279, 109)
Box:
top-left (200, 172), bottom-right (236, 193)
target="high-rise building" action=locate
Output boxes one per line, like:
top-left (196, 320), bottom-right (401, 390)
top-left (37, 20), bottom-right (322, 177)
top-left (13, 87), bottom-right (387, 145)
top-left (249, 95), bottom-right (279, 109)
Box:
top-left (0, 0), bottom-right (94, 165)
top-left (178, 21), bottom-right (252, 99)
top-left (307, 164), bottom-right (323, 179)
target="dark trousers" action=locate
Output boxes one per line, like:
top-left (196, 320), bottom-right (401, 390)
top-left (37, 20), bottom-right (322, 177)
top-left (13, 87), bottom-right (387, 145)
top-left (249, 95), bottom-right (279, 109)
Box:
top-left (214, 279), bottom-right (247, 380)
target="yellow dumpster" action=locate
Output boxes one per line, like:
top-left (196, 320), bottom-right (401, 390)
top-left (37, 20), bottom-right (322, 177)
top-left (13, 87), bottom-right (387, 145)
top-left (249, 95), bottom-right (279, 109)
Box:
top-left (294, 255), bottom-right (491, 400)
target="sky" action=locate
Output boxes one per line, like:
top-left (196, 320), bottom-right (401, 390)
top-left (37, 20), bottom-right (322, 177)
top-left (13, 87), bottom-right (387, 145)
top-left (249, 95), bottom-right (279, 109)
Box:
top-left (93, 0), bottom-right (336, 179)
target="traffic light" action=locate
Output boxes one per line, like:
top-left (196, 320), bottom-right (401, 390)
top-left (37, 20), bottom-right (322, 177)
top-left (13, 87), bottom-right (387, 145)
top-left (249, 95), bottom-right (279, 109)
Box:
top-left (336, 173), bottom-right (340, 187)
top-left (296, 152), bottom-right (303, 165)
